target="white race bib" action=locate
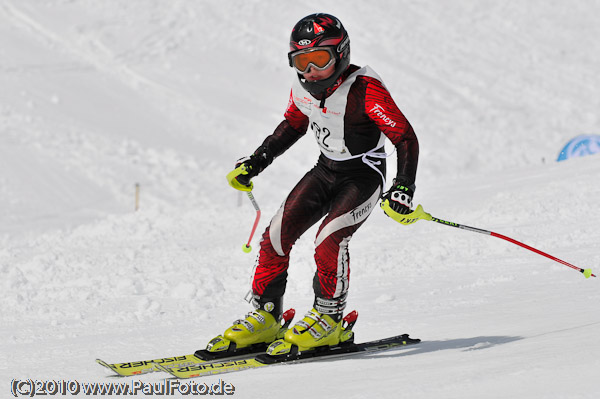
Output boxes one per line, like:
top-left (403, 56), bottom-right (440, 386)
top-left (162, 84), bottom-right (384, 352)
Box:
top-left (291, 66), bottom-right (386, 160)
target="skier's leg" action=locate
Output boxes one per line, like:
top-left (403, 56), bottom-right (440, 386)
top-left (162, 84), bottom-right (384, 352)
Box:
top-left (283, 174), bottom-right (382, 351)
top-left (251, 166), bottom-right (333, 310)
top-left (312, 175), bottom-right (383, 314)
top-left (219, 167), bottom-right (333, 349)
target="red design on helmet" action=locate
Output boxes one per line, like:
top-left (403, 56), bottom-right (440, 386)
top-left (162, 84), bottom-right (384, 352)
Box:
top-left (313, 22), bottom-right (325, 35)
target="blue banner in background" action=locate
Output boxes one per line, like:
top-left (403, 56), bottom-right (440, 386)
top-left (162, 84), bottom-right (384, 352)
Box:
top-left (557, 135), bottom-right (600, 162)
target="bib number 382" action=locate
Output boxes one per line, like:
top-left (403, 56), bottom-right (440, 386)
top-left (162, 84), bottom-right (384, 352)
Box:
top-left (311, 121), bottom-right (333, 152)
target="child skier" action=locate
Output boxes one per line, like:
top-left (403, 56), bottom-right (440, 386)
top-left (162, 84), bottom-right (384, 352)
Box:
top-left (220, 13), bottom-right (419, 354)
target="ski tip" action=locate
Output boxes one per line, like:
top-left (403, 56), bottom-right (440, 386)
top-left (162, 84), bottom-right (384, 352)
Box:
top-left (96, 359), bottom-right (113, 369)
top-left (397, 334), bottom-right (421, 345)
top-left (96, 359), bottom-right (128, 376)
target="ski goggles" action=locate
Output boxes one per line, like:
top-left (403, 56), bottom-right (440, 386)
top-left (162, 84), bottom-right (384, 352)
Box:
top-left (288, 47), bottom-right (336, 74)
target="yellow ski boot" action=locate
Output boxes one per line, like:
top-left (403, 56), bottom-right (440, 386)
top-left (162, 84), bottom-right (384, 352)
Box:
top-left (224, 309), bottom-right (281, 347)
top-left (283, 308), bottom-right (342, 351)
top-left (266, 309), bottom-right (358, 358)
top-left (280, 295), bottom-right (353, 352)
top-left (196, 299), bottom-right (295, 361)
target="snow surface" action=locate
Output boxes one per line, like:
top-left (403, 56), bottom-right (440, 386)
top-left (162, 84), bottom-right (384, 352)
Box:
top-left (1, 1), bottom-right (599, 398)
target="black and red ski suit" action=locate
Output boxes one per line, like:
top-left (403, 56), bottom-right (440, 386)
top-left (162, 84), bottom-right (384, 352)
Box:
top-left (249, 64), bottom-right (418, 311)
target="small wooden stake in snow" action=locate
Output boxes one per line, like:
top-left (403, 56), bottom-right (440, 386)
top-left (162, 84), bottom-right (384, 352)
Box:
top-left (135, 183), bottom-right (140, 211)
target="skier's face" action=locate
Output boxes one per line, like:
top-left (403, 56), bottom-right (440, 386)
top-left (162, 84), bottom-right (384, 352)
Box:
top-left (302, 61), bottom-right (336, 82)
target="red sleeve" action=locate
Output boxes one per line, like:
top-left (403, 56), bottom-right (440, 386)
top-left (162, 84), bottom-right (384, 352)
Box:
top-left (363, 77), bottom-right (412, 144)
top-left (284, 89), bottom-right (310, 133)
top-left (363, 77), bottom-right (419, 186)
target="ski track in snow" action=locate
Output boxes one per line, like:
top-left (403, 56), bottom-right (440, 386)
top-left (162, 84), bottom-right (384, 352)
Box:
top-left (1, 1), bottom-right (599, 398)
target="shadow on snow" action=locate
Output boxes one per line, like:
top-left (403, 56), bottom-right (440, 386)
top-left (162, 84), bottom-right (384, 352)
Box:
top-left (357, 335), bottom-right (524, 360)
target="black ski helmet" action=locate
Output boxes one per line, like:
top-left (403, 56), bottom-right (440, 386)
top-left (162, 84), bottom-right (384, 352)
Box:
top-left (288, 13), bottom-right (350, 95)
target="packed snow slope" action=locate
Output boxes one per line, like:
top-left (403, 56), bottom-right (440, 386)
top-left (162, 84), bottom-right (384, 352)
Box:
top-left (1, 1), bottom-right (599, 398)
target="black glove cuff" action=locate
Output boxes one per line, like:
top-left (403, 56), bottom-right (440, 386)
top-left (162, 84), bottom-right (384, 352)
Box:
top-left (391, 178), bottom-right (415, 195)
top-left (251, 146), bottom-right (273, 174)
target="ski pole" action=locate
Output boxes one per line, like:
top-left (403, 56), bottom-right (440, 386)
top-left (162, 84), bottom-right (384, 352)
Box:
top-left (242, 191), bottom-right (261, 253)
top-left (396, 205), bottom-right (595, 279)
top-left (226, 164), bottom-right (261, 253)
